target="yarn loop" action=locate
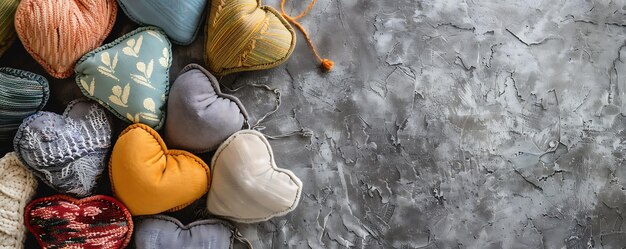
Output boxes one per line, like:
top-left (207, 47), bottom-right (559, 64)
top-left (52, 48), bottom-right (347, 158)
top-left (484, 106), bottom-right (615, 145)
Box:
top-left (280, 0), bottom-right (334, 72)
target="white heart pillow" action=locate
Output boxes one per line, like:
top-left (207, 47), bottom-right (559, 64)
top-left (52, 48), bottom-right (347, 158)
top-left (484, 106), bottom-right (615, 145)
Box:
top-left (207, 130), bottom-right (302, 223)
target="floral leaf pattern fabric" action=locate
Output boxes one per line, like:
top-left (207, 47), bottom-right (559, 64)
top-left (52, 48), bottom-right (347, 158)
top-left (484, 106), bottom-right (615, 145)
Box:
top-left (75, 27), bottom-right (171, 130)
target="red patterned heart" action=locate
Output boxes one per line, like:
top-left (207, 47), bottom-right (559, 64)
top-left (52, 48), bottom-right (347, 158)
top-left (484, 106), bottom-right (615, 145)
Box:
top-left (25, 195), bottom-right (133, 249)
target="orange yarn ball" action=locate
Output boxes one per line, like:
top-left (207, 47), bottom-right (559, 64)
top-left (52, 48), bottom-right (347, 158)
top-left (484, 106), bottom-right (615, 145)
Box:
top-left (321, 59), bottom-right (334, 71)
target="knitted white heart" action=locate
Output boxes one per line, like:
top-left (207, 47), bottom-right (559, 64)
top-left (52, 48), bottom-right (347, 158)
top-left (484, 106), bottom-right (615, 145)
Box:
top-left (207, 129), bottom-right (302, 223)
top-left (0, 152), bottom-right (37, 248)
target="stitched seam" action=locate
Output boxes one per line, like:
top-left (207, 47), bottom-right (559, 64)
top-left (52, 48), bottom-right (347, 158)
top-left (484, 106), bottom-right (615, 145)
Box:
top-left (74, 27), bottom-right (172, 130)
top-left (135, 215), bottom-right (238, 247)
top-left (137, 215), bottom-right (234, 231)
top-left (0, 67), bottom-right (49, 111)
top-left (173, 64), bottom-right (250, 153)
top-left (218, 6), bottom-right (296, 73)
top-left (205, 5), bottom-right (296, 76)
top-left (179, 64), bottom-right (250, 120)
top-left (109, 124), bottom-right (210, 214)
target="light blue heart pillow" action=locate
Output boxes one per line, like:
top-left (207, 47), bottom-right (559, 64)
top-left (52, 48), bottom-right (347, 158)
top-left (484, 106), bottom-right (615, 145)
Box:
top-left (117, 0), bottom-right (207, 45)
top-left (74, 27), bottom-right (172, 130)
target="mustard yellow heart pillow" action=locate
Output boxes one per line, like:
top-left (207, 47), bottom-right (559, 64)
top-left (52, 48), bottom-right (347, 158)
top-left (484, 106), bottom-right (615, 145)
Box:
top-left (109, 123), bottom-right (211, 216)
top-left (204, 0), bottom-right (296, 76)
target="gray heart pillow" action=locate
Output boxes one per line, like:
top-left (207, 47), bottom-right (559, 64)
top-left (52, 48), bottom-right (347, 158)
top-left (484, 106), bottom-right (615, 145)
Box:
top-left (13, 99), bottom-right (112, 197)
top-left (134, 215), bottom-right (251, 249)
top-left (164, 64), bottom-right (248, 152)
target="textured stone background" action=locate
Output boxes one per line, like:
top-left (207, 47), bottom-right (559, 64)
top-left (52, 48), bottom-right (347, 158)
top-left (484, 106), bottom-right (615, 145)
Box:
top-left (5, 0), bottom-right (626, 248)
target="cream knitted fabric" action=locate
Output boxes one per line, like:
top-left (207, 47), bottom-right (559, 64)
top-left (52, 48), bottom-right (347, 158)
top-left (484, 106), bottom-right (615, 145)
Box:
top-left (0, 152), bottom-right (37, 248)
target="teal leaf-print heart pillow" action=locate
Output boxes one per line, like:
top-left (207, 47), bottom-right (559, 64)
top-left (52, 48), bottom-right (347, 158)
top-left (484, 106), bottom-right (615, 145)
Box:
top-left (74, 27), bottom-right (171, 130)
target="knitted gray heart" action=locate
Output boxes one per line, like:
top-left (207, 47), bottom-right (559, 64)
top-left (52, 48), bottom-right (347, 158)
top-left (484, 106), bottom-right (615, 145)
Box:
top-left (164, 64), bottom-right (248, 152)
top-left (14, 99), bottom-right (112, 197)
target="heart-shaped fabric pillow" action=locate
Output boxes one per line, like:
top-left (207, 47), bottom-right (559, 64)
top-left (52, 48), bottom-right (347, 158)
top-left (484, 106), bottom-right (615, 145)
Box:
top-left (109, 123), bottom-right (211, 216)
top-left (207, 129), bottom-right (302, 223)
top-left (0, 0), bottom-right (20, 57)
top-left (0, 68), bottom-right (49, 154)
top-left (164, 64), bottom-right (248, 153)
top-left (75, 27), bottom-right (172, 130)
top-left (0, 152), bottom-right (37, 248)
top-left (204, 0), bottom-right (296, 76)
top-left (25, 195), bottom-right (133, 249)
top-left (14, 0), bottom-right (117, 78)
top-left (13, 99), bottom-right (112, 197)
top-left (135, 215), bottom-right (251, 249)
top-left (117, 0), bottom-right (207, 45)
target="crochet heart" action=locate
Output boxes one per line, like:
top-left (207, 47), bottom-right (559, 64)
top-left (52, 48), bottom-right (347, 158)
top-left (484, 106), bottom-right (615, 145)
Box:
top-left (204, 0), bottom-right (296, 75)
top-left (207, 129), bottom-right (302, 223)
top-left (0, 67), bottom-right (49, 154)
top-left (0, 0), bottom-right (19, 57)
top-left (25, 195), bottom-right (133, 249)
top-left (13, 99), bottom-right (112, 197)
top-left (109, 123), bottom-right (211, 216)
top-left (117, 0), bottom-right (207, 45)
top-left (0, 152), bottom-right (37, 248)
top-left (134, 215), bottom-right (251, 249)
top-left (14, 0), bottom-right (117, 78)
top-left (75, 27), bottom-right (172, 130)
top-left (164, 64), bottom-right (248, 152)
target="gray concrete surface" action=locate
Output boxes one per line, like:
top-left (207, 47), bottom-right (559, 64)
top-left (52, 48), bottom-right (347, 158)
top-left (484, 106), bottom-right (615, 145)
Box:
top-left (232, 0), bottom-right (626, 248)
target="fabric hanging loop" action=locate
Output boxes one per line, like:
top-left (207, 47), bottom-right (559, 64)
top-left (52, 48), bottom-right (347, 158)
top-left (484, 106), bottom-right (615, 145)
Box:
top-left (280, 0), bottom-right (334, 71)
top-left (220, 81), bottom-right (314, 140)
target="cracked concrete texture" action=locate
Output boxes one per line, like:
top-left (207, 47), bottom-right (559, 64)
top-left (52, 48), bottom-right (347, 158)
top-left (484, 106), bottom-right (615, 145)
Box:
top-left (230, 0), bottom-right (626, 248)
top-left (4, 0), bottom-right (626, 248)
